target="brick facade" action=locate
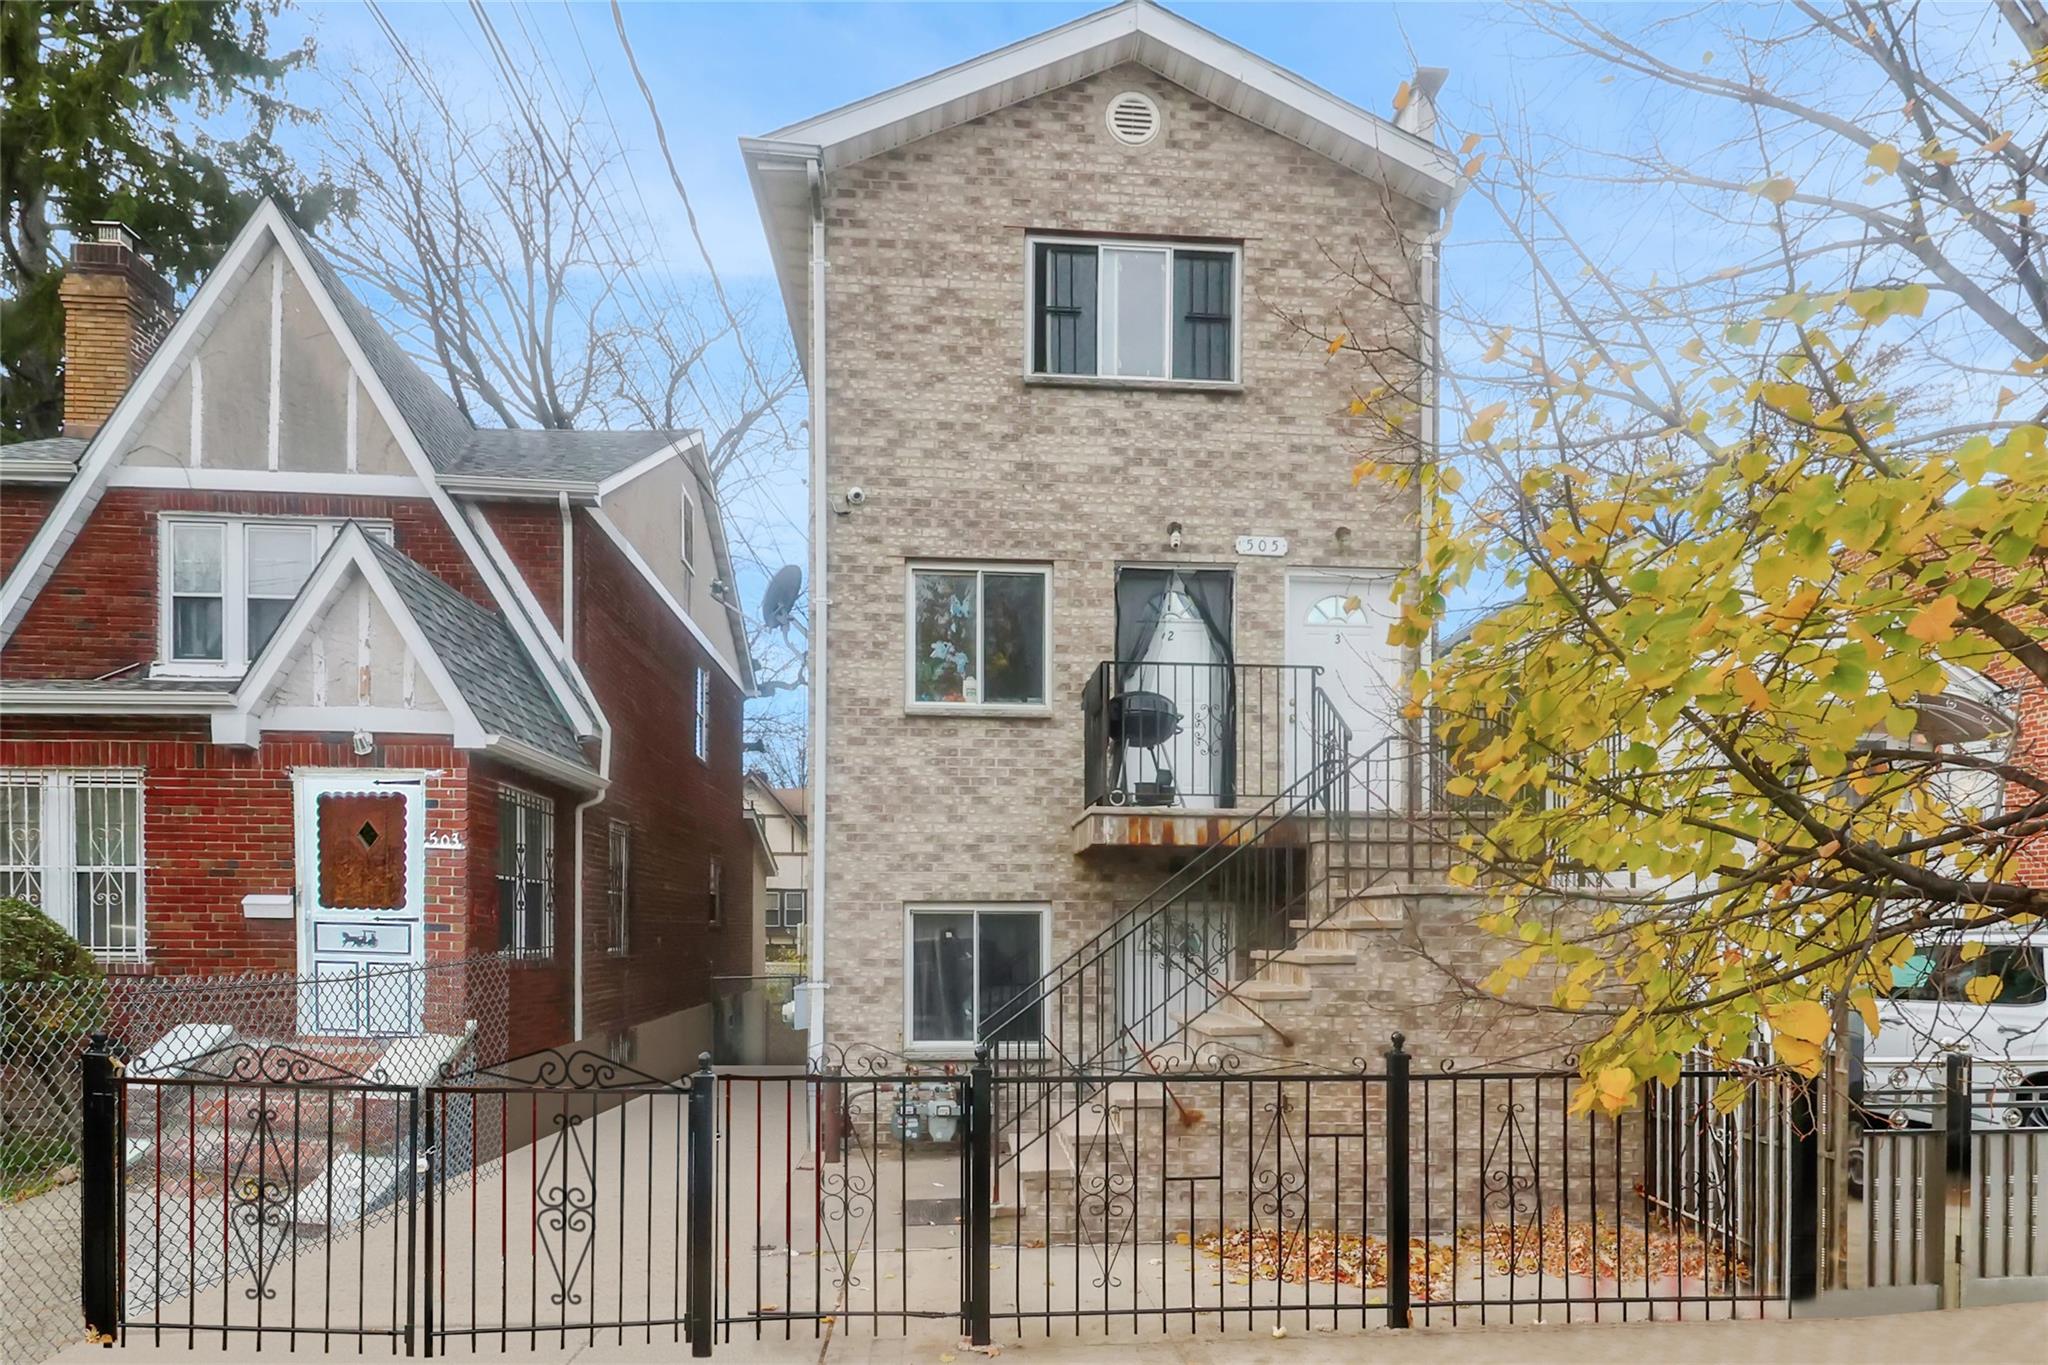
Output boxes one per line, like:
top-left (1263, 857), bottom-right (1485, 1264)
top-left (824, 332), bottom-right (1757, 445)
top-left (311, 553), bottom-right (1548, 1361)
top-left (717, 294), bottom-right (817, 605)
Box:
top-left (572, 513), bottom-right (756, 1045)
top-left (0, 484), bottom-right (61, 578)
top-left (1, 489), bottom-right (487, 679)
top-left (817, 65), bottom-right (1432, 1055)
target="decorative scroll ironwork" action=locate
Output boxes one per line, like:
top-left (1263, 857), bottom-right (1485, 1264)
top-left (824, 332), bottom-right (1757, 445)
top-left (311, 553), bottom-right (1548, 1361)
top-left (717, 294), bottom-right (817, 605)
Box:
top-left (439, 1045), bottom-right (691, 1090)
top-left (535, 1110), bottom-right (599, 1307)
top-left (227, 1096), bottom-right (300, 1301)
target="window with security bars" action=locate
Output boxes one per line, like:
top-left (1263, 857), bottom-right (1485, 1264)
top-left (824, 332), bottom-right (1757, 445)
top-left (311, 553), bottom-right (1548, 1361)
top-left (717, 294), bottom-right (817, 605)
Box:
top-left (694, 668), bottom-right (710, 762)
top-left (0, 771), bottom-right (145, 961)
top-left (607, 820), bottom-right (631, 954)
top-left (1030, 238), bottom-right (1238, 382)
top-left (496, 786), bottom-right (555, 958)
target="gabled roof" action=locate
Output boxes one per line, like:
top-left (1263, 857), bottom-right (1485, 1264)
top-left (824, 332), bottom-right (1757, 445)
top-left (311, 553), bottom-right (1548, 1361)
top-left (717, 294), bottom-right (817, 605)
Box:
top-left (3, 198), bottom-right (756, 706)
top-left (742, 0), bottom-right (1464, 353)
top-left (214, 523), bottom-right (593, 784)
top-left (361, 535), bottom-right (587, 767)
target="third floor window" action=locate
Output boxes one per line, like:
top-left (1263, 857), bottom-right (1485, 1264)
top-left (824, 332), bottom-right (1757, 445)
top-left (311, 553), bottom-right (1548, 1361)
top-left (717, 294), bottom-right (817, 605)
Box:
top-left (1030, 237), bottom-right (1238, 384)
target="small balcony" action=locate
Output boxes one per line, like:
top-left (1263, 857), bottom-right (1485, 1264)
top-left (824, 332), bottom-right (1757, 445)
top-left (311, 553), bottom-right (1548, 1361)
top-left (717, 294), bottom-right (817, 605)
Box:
top-left (1075, 660), bottom-right (1343, 852)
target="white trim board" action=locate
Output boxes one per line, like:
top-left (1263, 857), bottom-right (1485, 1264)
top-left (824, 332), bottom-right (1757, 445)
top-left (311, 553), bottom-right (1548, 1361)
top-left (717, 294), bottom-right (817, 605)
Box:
top-left (586, 509), bottom-right (749, 693)
top-left (107, 468), bottom-right (427, 496)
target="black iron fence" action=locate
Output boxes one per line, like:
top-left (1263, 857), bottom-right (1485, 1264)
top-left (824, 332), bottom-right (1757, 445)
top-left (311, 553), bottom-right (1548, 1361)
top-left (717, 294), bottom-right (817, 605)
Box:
top-left (1082, 661), bottom-right (1339, 809)
top-left (84, 1038), bottom-right (1824, 1355)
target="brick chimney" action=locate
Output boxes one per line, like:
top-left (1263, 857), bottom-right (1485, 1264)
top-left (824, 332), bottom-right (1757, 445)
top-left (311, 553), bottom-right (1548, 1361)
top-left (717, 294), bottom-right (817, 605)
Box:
top-left (59, 222), bottom-right (175, 438)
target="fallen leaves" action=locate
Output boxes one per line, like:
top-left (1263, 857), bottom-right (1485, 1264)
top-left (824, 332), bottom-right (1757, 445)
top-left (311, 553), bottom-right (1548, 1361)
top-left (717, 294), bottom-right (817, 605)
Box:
top-left (1191, 1211), bottom-right (1751, 1297)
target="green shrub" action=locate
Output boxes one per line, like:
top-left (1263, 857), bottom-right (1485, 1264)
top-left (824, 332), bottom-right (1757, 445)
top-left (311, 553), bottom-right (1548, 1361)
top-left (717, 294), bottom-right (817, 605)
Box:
top-left (0, 899), bottom-right (106, 1167)
top-left (0, 896), bottom-right (101, 984)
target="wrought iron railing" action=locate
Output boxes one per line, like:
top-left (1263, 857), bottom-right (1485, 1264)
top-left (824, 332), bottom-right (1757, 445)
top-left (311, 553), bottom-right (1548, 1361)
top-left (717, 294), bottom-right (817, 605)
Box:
top-left (1082, 660), bottom-right (1331, 808)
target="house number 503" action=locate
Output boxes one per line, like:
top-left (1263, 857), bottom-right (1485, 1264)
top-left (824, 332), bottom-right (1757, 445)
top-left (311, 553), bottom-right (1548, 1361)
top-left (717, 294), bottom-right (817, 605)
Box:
top-left (1234, 535), bottom-right (1289, 557)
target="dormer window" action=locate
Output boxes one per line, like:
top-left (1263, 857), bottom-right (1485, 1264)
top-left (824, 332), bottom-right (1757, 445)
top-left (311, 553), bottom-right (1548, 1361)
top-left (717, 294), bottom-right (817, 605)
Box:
top-left (157, 515), bottom-right (392, 676)
top-left (1029, 237), bottom-right (1239, 384)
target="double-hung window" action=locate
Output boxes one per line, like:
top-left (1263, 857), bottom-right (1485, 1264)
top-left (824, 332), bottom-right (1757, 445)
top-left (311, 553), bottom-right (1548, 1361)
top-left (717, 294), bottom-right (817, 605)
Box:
top-left (908, 563), bottom-right (1051, 709)
top-left (907, 904), bottom-right (1046, 1048)
top-left (159, 516), bottom-right (392, 675)
top-left (497, 786), bottom-right (555, 958)
top-left (768, 888), bottom-right (806, 931)
top-left (1030, 238), bottom-right (1239, 383)
top-left (1, 771), bottom-right (146, 961)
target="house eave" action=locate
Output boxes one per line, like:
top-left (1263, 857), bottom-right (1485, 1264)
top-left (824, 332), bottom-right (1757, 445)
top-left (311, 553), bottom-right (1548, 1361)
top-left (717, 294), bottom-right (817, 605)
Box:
top-left (0, 688), bottom-right (233, 716)
top-left (482, 734), bottom-right (607, 794)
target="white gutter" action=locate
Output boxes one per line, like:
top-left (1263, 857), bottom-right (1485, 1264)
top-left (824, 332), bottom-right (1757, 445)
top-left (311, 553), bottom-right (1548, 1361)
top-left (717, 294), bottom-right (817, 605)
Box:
top-left (804, 156), bottom-right (830, 1062)
top-left (555, 506), bottom-right (611, 1043)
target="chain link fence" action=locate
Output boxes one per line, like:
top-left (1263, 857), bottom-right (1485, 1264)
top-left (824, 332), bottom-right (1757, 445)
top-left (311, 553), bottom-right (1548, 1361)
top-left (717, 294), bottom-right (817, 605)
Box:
top-left (1, 956), bottom-right (511, 1363)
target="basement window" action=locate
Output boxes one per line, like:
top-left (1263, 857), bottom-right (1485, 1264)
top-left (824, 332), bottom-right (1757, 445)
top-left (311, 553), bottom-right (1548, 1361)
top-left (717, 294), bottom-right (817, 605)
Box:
top-left (907, 904), bottom-right (1046, 1048)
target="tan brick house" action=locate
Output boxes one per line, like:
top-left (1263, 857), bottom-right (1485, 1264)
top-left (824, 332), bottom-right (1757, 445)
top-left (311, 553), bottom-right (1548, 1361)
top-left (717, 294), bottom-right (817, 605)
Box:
top-left (743, 1), bottom-right (1467, 1062)
top-left (0, 205), bottom-right (758, 1066)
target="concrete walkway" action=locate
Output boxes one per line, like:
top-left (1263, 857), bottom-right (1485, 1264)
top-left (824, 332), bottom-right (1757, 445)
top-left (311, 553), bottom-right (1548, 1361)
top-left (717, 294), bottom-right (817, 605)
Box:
top-left (54, 1300), bottom-right (2047, 1362)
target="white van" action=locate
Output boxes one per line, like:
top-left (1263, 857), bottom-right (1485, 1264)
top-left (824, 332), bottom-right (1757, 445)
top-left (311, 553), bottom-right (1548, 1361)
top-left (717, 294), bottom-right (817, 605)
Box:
top-left (1857, 928), bottom-right (2048, 1129)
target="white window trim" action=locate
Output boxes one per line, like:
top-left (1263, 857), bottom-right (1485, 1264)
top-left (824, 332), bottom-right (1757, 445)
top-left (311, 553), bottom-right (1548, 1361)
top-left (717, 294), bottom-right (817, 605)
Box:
top-left (0, 769), bottom-right (147, 963)
top-left (681, 483), bottom-right (698, 576)
top-left (1022, 235), bottom-right (1243, 387)
top-left (904, 561), bottom-right (1055, 716)
top-left (153, 514), bottom-right (394, 679)
top-left (902, 902), bottom-right (1052, 1057)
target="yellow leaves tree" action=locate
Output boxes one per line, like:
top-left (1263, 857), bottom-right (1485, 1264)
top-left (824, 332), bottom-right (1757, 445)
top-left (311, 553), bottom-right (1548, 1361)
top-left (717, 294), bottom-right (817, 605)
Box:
top-left (1327, 2), bottom-right (2048, 1105)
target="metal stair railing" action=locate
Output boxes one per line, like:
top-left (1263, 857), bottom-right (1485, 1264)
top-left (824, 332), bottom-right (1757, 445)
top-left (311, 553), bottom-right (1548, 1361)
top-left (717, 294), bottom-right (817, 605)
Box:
top-left (978, 686), bottom-right (1360, 1174)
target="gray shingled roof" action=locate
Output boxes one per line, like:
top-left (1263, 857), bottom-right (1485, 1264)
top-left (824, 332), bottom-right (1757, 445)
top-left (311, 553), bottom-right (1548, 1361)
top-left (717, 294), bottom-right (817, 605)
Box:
top-left (444, 428), bottom-right (685, 483)
top-left (1, 436), bottom-right (87, 467)
top-left (363, 535), bottom-right (590, 769)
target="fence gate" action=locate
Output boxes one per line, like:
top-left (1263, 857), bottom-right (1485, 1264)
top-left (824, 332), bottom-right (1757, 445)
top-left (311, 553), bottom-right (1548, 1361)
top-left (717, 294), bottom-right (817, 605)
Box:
top-left (710, 1055), bottom-right (971, 1345)
top-left (98, 1041), bottom-right (423, 1353)
top-left (422, 1052), bottom-right (700, 1353)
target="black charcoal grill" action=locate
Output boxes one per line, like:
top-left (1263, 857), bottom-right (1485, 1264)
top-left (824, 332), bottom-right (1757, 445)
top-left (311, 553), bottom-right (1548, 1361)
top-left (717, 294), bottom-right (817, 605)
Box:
top-left (1107, 689), bottom-right (1182, 805)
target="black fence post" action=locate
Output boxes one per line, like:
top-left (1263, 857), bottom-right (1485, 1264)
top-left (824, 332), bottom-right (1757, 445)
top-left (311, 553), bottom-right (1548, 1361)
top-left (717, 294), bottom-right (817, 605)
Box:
top-left (1787, 1074), bottom-right (1820, 1306)
top-left (687, 1052), bottom-right (716, 1358)
top-left (1934, 1051), bottom-right (1971, 1310)
top-left (967, 1046), bottom-right (993, 1347)
top-left (80, 1034), bottom-right (119, 1347)
top-left (1384, 1032), bottom-right (1411, 1329)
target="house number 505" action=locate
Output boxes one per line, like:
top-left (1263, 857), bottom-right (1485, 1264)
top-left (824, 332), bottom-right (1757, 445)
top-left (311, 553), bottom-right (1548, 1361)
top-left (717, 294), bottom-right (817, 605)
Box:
top-left (1235, 535), bottom-right (1289, 557)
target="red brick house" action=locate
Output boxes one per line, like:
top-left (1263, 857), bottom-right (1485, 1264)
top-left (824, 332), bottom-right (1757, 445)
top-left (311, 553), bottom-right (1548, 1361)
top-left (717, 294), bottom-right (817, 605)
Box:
top-left (0, 207), bottom-right (758, 1065)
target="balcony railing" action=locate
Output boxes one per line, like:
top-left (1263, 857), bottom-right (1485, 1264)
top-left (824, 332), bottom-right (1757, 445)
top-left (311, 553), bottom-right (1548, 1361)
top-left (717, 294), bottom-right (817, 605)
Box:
top-left (1081, 660), bottom-right (1332, 809)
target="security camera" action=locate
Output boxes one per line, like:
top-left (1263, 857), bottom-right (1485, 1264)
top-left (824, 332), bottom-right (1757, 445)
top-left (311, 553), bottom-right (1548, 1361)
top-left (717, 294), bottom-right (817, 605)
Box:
top-left (845, 487), bottom-right (867, 507)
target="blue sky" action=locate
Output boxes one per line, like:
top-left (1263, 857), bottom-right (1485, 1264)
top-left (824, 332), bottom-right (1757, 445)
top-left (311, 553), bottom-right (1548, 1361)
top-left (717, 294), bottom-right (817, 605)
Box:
top-left (250, 2), bottom-right (2010, 732)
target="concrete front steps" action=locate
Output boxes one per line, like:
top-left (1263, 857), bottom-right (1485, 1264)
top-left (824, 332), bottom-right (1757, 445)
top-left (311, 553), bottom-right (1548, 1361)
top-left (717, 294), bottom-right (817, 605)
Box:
top-left (1181, 883), bottom-right (1470, 1057)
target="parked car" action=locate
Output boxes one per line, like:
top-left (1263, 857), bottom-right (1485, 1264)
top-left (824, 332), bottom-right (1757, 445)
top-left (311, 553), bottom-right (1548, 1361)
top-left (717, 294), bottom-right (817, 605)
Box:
top-left (1855, 929), bottom-right (2048, 1128)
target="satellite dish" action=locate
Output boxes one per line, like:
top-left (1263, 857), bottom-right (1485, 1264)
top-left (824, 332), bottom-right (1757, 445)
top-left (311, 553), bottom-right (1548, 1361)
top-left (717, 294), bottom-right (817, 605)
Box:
top-left (761, 565), bottom-right (803, 630)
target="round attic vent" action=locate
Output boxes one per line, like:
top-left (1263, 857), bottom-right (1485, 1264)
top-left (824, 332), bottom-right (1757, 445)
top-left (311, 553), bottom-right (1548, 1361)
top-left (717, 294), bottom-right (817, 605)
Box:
top-left (1105, 91), bottom-right (1161, 146)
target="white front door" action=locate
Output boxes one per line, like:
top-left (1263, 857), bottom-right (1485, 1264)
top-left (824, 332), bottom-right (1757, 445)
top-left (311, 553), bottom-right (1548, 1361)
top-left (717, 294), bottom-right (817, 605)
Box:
top-left (295, 771), bottom-right (428, 1036)
top-left (1286, 573), bottom-right (1404, 806)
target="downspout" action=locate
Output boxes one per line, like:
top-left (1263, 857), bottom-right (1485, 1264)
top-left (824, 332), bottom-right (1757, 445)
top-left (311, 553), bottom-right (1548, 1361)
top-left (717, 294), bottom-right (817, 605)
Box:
top-left (561, 492), bottom-right (608, 1041)
top-left (804, 156), bottom-right (830, 1062)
